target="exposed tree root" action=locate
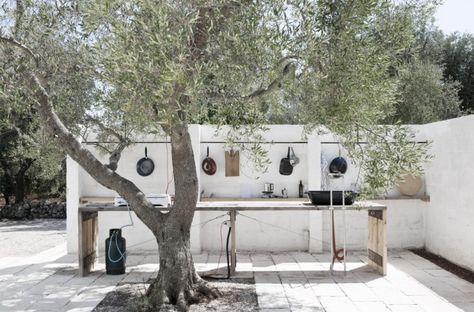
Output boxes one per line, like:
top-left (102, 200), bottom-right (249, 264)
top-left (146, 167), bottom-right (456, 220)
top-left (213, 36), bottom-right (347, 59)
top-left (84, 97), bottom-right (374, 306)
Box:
top-left (144, 276), bottom-right (222, 311)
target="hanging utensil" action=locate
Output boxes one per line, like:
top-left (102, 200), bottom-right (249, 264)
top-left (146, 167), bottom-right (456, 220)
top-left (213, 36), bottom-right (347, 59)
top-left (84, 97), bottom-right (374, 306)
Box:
top-left (225, 147), bottom-right (239, 177)
top-left (202, 146), bottom-right (217, 175)
top-left (279, 147), bottom-right (293, 175)
top-left (289, 147), bottom-right (299, 166)
top-left (329, 157), bottom-right (347, 174)
top-left (136, 147), bottom-right (155, 176)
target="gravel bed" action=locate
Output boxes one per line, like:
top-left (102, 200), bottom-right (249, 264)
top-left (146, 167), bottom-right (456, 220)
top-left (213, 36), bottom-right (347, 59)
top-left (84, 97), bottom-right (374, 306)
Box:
top-left (93, 277), bottom-right (258, 312)
top-left (0, 219), bottom-right (66, 257)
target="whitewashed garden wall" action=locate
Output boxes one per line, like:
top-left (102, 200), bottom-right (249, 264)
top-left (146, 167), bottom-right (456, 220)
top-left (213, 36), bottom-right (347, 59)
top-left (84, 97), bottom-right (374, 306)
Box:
top-left (66, 116), bottom-right (474, 271)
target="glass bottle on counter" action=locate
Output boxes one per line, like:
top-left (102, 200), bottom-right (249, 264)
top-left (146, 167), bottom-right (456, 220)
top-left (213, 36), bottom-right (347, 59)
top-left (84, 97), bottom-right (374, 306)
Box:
top-left (298, 180), bottom-right (304, 198)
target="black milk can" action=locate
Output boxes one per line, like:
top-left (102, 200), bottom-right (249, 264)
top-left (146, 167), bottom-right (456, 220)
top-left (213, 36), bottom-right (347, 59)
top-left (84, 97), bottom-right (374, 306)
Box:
top-left (105, 228), bottom-right (126, 275)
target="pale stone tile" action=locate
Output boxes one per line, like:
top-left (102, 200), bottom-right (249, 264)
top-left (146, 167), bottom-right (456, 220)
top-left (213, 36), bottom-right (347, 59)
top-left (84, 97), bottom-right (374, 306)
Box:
top-left (434, 288), bottom-right (474, 303)
top-left (0, 296), bottom-right (39, 311)
top-left (251, 254), bottom-right (273, 261)
top-left (372, 287), bottom-right (414, 305)
top-left (284, 286), bottom-right (322, 308)
top-left (62, 299), bottom-right (103, 312)
top-left (453, 302), bottom-right (474, 312)
top-left (309, 280), bottom-right (346, 297)
top-left (353, 301), bottom-right (392, 312)
top-left (319, 296), bottom-right (360, 312)
top-left (424, 268), bottom-right (457, 278)
top-left (388, 304), bottom-right (425, 312)
top-left (289, 306), bottom-right (324, 312)
top-left (410, 295), bottom-right (465, 312)
top-left (255, 272), bottom-right (281, 284)
top-left (407, 259), bottom-right (441, 270)
top-left (279, 271), bottom-right (306, 278)
top-left (257, 294), bottom-right (290, 309)
top-left (440, 276), bottom-right (474, 294)
top-left (338, 282), bottom-right (379, 301)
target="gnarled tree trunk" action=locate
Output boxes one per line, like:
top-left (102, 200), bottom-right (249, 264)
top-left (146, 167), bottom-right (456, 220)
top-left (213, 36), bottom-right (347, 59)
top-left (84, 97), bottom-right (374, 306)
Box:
top-left (30, 79), bottom-right (217, 310)
top-left (3, 29), bottom-right (219, 309)
top-left (1, 160), bottom-right (13, 205)
top-left (146, 126), bottom-right (218, 311)
top-left (14, 159), bottom-right (33, 203)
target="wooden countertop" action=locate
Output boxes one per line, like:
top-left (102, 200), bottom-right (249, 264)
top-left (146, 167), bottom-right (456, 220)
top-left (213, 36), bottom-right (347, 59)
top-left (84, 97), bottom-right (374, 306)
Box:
top-left (79, 199), bottom-right (386, 212)
top-left (200, 197), bottom-right (305, 202)
top-left (80, 196), bottom-right (305, 204)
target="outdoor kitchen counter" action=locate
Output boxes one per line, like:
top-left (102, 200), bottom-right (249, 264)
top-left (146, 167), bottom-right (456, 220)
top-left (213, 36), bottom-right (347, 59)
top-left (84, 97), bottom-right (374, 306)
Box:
top-left (78, 200), bottom-right (387, 277)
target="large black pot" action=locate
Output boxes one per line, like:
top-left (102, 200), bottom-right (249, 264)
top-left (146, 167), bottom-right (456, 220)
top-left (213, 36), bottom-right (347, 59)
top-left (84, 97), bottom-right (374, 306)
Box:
top-left (307, 190), bottom-right (357, 205)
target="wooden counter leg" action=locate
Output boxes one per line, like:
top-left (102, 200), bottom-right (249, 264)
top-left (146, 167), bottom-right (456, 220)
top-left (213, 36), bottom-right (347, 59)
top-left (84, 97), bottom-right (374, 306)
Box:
top-left (78, 211), bottom-right (98, 277)
top-left (230, 210), bottom-right (237, 275)
top-left (367, 209), bottom-right (387, 275)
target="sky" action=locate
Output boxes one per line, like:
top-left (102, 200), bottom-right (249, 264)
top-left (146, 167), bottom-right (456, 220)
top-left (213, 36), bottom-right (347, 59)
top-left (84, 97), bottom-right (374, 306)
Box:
top-left (434, 0), bottom-right (474, 34)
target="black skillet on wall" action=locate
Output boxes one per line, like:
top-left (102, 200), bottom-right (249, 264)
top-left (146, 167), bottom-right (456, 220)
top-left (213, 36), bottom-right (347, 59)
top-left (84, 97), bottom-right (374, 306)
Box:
top-left (136, 147), bottom-right (155, 176)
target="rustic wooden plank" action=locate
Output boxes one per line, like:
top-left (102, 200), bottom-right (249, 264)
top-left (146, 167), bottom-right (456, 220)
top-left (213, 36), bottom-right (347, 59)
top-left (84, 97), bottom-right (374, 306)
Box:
top-left (92, 216), bottom-right (98, 268)
top-left (79, 201), bottom-right (387, 212)
top-left (78, 212), bottom-right (84, 277)
top-left (82, 211), bottom-right (98, 222)
top-left (367, 209), bottom-right (387, 275)
top-left (201, 197), bottom-right (304, 202)
top-left (86, 218), bottom-right (90, 257)
top-left (78, 211), bottom-right (98, 277)
top-left (225, 150), bottom-right (240, 176)
top-left (80, 196), bottom-right (114, 204)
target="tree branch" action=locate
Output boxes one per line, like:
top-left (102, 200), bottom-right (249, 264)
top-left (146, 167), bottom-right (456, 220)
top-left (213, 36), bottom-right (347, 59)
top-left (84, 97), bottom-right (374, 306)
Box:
top-left (245, 60), bottom-right (297, 99)
top-left (30, 72), bottom-right (163, 226)
top-left (107, 142), bottom-right (128, 171)
top-left (0, 35), bottom-right (39, 68)
top-left (1, 36), bottom-right (163, 228)
top-left (14, 0), bottom-right (25, 37)
top-left (189, 2), bottom-right (244, 61)
top-left (0, 128), bottom-right (19, 139)
top-left (85, 116), bottom-right (127, 142)
top-left (84, 116), bottom-right (133, 171)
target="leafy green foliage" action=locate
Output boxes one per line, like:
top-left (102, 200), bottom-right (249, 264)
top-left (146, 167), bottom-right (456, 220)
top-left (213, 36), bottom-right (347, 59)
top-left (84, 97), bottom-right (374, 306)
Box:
top-left (1, 0), bottom-right (437, 197)
top-left (442, 34), bottom-right (474, 112)
top-left (389, 59), bottom-right (462, 124)
top-left (0, 0), bottom-right (96, 201)
top-left (413, 14), bottom-right (474, 113)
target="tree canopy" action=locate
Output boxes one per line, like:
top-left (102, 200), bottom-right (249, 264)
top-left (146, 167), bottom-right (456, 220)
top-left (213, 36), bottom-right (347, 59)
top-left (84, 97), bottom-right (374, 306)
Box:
top-left (1, 0), bottom-right (437, 309)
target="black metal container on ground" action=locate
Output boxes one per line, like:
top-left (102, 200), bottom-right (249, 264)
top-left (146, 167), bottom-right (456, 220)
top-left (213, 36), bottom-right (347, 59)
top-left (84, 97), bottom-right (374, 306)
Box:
top-left (105, 228), bottom-right (126, 275)
top-left (307, 191), bottom-right (357, 206)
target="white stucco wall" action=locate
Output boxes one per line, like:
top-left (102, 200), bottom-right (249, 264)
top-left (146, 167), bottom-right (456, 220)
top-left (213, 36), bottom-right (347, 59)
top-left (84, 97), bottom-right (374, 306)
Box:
top-left (67, 124), bottom-right (432, 257)
top-left (420, 116), bottom-right (474, 271)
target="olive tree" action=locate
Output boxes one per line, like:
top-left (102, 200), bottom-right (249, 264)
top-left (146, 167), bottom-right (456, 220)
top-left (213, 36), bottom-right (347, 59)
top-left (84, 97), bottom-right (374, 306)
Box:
top-left (0, 0), bottom-right (95, 203)
top-left (1, 0), bottom-right (431, 310)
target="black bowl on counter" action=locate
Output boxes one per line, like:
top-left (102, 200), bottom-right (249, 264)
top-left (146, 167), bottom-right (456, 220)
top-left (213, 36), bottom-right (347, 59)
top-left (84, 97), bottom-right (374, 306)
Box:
top-left (307, 190), bottom-right (357, 205)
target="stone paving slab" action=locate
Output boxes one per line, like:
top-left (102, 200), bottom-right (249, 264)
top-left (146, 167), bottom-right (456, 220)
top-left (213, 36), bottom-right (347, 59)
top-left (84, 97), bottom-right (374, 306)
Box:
top-left (0, 246), bottom-right (472, 312)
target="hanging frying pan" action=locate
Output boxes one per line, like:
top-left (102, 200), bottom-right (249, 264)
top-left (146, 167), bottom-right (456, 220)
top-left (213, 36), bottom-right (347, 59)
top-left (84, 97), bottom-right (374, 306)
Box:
top-left (136, 147), bottom-right (155, 176)
top-left (202, 146), bottom-right (217, 175)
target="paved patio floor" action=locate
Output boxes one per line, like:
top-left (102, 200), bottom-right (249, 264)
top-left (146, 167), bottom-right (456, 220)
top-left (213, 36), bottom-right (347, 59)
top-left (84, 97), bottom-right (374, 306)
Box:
top-left (0, 246), bottom-right (473, 312)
